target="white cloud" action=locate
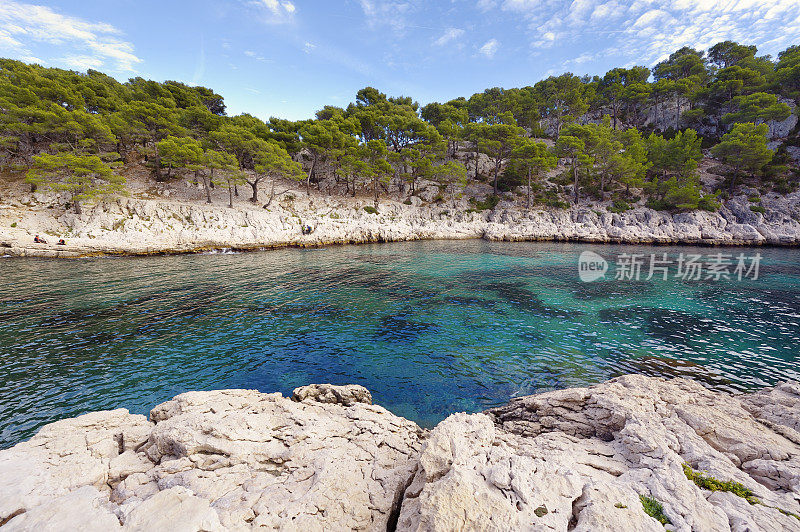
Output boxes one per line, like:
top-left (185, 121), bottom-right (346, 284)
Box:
top-left (303, 41), bottom-right (316, 54)
top-left (0, 1), bottom-right (141, 71)
top-left (358, 1), bottom-right (416, 34)
top-left (61, 55), bottom-right (104, 70)
top-left (479, 38), bottom-right (500, 58)
top-left (244, 50), bottom-right (270, 62)
top-left (248, 0), bottom-right (296, 23)
top-left (434, 27), bottom-right (465, 46)
top-left (492, 0), bottom-right (800, 68)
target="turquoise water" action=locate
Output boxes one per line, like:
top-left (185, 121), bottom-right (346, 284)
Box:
top-left (1, 241), bottom-right (798, 448)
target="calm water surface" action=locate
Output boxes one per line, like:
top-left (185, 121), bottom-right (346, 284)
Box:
top-left (1, 241), bottom-right (798, 448)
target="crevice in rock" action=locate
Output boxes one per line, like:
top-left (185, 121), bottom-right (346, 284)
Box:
top-left (386, 465), bottom-right (417, 532)
top-left (0, 508), bottom-right (26, 527)
top-left (567, 492), bottom-right (584, 531)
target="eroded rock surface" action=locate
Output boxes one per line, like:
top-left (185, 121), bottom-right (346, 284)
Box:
top-left (399, 375), bottom-right (800, 531)
top-left (2, 189), bottom-right (800, 258)
top-left (0, 386), bottom-right (424, 531)
top-left (1, 376), bottom-right (799, 531)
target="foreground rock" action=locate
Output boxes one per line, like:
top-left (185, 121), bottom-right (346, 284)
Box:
top-left (1, 377), bottom-right (799, 531)
top-left (399, 376), bottom-right (800, 531)
top-left (0, 384), bottom-right (423, 531)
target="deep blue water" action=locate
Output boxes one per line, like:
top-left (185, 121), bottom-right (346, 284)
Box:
top-left (1, 240), bottom-right (798, 448)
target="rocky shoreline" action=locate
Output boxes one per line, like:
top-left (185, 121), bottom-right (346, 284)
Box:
top-left (0, 375), bottom-right (798, 531)
top-left (1, 189), bottom-right (800, 258)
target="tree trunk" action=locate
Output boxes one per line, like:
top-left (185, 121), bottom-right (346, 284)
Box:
top-left (473, 143), bottom-right (480, 180)
top-left (306, 153), bottom-right (317, 196)
top-left (600, 173), bottom-right (606, 200)
top-left (249, 179), bottom-right (259, 203)
top-left (526, 169), bottom-right (531, 209)
top-left (493, 157), bottom-right (501, 195)
top-left (202, 170), bottom-right (212, 204)
top-left (153, 142), bottom-right (164, 182)
top-left (572, 161), bottom-right (580, 204)
top-left (373, 176), bottom-right (379, 208)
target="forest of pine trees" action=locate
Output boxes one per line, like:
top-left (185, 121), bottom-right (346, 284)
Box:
top-left (1, 41), bottom-right (798, 214)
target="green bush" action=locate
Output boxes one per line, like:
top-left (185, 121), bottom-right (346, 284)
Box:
top-left (467, 195), bottom-right (500, 211)
top-left (640, 495), bottom-right (671, 525)
top-left (682, 464), bottom-right (759, 505)
top-left (750, 205), bottom-right (766, 214)
top-left (403, 199), bottom-right (412, 205)
top-left (363, 205), bottom-right (378, 214)
top-left (10, 222), bottom-right (16, 227)
top-left (609, 199), bottom-right (631, 213)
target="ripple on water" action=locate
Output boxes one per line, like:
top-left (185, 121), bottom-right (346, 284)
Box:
top-left (0, 241), bottom-right (798, 448)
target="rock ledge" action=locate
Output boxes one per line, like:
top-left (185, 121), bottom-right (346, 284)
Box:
top-left (1, 377), bottom-right (799, 531)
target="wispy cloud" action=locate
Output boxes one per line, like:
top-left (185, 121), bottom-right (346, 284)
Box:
top-left (244, 50), bottom-right (271, 62)
top-left (358, 0), bottom-right (417, 34)
top-left (434, 27), bottom-right (465, 46)
top-left (496, 0), bottom-right (800, 65)
top-left (479, 38), bottom-right (500, 58)
top-left (248, 0), bottom-right (296, 23)
top-left (0, 0), bottom-right (142, 71)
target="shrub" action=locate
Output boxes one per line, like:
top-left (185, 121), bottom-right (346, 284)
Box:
top-left (363, 205), bottom-right (378, 214)
top-left (750, 205), bottom-right (766, 214)
top-left (609, 199), bottom-right (631, 213)
top-left (682, 464), bottom-right (759, 505)
top-left (467, 195), bottom-right (500, 211)
top-left (640, 495), bottom-right (671, 525)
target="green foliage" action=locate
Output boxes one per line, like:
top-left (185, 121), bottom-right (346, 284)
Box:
top-left (26, 152), bottom-right (124, 213)
top-left (711, 123), bottom-right (774, 191)
top-left (722, 92), bottom-right (791, 124)
top-left (750, 205), bottom-right (766, 213)
top-left (363, 205), bottom-right (378, 214)
top-left (639, 495), bottom-right (671, 526)
top-left (682, 464), bottom-right (760, 504)
top-left (609, 199), bottom-right (631, 213)
top-left (3, 38), bottom-right (800, 214)
top-left (467, 195), bottom-right (500, 212)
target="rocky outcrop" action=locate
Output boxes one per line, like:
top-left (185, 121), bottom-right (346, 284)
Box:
top-left (0, 385), bottom-right (425, 531)
top-left (1, 377), bottom-right (799, 531)
top-left (1, 189), bottom-right (800, 258)
top-left (400, 376), bottom-right (800, 531)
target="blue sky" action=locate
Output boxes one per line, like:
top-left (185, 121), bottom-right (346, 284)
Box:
top-left (1, 0), bottom-right (799, 121)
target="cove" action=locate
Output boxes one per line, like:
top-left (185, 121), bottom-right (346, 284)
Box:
top-left (0, 240), bottom-right (798, 448)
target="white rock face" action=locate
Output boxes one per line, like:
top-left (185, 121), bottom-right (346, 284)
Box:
top-left (0, 386), bottom-right (424, 531)
top-left (0, 377), bottom-right (799, 531)
top-left (2, 189), bottom-right (800, 258)
top-left (398, 375), bottom-right (800, 531)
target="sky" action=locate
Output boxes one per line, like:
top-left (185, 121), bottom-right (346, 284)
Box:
top-left (1, 0), bottom-right (799, 121)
